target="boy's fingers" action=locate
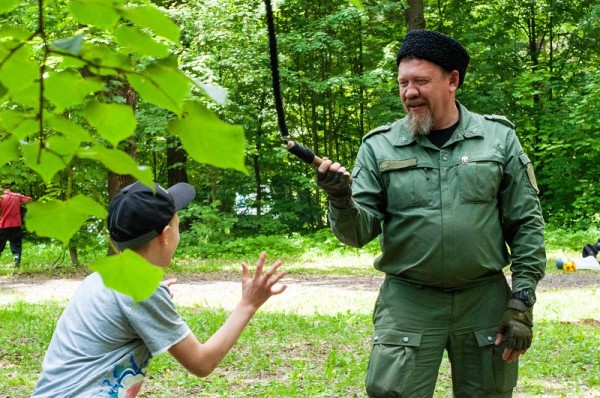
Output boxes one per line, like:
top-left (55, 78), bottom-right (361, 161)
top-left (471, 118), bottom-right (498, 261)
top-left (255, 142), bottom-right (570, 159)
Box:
top-left (241, 262), bottom-right (250, 280)
top-left (254, 251), bottom-right (267, 278)
top-left (270, 284), bottom-right (287, 295)
top-left (264, 260), bottom-right (283, 278)
top-left (268, 270), bottom-right (287, 286)
top-left (164, 278), bottom-right (177, 287)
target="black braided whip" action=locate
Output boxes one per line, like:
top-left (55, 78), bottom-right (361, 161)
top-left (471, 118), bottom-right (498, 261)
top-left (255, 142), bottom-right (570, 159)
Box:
top-left (264, 0), bottom-right (320, 166)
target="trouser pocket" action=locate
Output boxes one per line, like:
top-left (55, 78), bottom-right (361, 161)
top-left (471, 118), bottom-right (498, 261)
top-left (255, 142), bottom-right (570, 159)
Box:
top-left (365, 329), bottom-right (422, 397)
top-left (475, 327), bottom-right (518, 394)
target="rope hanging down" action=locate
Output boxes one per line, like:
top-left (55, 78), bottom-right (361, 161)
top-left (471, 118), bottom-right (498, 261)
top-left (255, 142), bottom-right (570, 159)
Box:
top-left (263, 0), bottom-right (323, 167)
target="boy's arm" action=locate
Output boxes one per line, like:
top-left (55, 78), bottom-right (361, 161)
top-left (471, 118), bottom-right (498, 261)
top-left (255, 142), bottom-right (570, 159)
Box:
top-left (168, 252), bottom-right (286, 377)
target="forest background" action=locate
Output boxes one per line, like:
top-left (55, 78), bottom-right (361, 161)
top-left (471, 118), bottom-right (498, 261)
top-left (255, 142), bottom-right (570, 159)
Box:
top-left (0, 0), bottom-right (599, 290)
top-left (2, 0), bottom-right (600, 396)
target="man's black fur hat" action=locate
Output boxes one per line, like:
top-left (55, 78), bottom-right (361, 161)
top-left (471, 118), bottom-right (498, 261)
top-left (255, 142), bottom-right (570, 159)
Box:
top-left (396, 30), bottom-right (470, 87)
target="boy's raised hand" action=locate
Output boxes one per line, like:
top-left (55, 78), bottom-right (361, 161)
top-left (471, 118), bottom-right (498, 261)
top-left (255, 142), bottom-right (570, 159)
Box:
top-left (168, 252), bottom-right (287, 377)
top-left (240, 251), bottom-right (287, 312)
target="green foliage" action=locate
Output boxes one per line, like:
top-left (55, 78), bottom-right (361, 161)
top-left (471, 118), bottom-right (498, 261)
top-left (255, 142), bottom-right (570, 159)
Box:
top-left (0, 0), bottom-right (248, 299)
top-left (2, 0), bottom-right (599, 299)
top-left (179, 201), bottom-right (238, 244)
top-left (545, 225), bottom-right (600, 253)
top-left (90, 249), bottom-right (164, 302)
top-left (168, 100), bottom-right (247, 173)
top-left (175, 229), bottom-right (379, 263)
top-left (26, 195), bottom-right (106, 247)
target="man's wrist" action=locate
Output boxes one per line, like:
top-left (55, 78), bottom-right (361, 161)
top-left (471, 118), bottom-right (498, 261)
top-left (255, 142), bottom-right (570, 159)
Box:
top-left (507, 298), bottom-right (531, 312)
top-left (512, 288), bottom-right (536, 307)
top-left (329, 196), bottom-right (352, 209)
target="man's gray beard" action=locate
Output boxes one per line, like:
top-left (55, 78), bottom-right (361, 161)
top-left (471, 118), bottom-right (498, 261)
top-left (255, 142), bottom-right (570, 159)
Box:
top-left (407, 111), bottom-right (434, 136)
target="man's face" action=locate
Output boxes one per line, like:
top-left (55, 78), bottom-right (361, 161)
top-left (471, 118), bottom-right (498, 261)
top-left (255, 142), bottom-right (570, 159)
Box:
top-left (398, 58), bottom-right (458, 135)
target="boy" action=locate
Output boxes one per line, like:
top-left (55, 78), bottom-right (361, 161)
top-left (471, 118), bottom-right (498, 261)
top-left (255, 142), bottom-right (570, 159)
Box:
top-left (32, 181), bottom-right (287, 396)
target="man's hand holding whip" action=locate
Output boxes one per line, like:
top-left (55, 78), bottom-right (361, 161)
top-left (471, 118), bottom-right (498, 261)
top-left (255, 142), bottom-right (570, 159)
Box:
top-left (316, 158), bottom-right (353, 209)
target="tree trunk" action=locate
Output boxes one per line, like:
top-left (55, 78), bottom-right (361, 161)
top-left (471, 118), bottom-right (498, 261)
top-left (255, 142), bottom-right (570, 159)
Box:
top-left (108, 86), bottom-right (138, 201)
top-left (107, 85), bottom-right (138, 255)
top-left (405, 0), bottom-right (426, 31)
top-left (69, 245), bottom-right (80, 267)
top-left (167, 136), bottom-right (188, 187)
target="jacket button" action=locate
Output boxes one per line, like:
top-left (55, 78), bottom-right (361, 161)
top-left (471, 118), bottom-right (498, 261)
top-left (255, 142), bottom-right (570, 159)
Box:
top-left (403, 337), bottom-right (409, 343)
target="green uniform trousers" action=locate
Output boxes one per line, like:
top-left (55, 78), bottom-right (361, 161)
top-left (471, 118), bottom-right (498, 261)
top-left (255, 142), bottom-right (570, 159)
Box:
top-left (366, 274), bottom-right (517, 398)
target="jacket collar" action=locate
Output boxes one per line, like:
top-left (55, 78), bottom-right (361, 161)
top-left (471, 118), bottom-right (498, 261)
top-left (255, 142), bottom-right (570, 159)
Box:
top-left (393, 101), bottom-right (484, 147)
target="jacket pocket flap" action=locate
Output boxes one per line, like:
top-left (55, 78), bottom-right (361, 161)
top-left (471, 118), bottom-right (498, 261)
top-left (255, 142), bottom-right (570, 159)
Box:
top-left (474, 327), bottom-right (498, 347)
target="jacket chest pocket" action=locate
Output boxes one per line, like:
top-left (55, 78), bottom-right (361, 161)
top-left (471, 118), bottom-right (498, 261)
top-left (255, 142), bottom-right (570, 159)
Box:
top-left (458, 153), bottom-right (503, 203)
top-left (381, 158), bottom-right (433, 211)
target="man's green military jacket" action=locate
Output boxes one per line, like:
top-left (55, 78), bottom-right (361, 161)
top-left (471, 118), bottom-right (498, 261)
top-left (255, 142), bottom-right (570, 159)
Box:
top-left (329, 102), bottom-right (546, 292)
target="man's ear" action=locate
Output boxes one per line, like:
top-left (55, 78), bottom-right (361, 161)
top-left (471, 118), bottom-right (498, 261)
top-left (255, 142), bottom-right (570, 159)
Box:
top-left (449, 70), bottom-right (460, 92)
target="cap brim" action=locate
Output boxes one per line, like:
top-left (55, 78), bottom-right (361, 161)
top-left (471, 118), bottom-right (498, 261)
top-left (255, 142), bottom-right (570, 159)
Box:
top-left (168, 183), bottom-right (196, 211)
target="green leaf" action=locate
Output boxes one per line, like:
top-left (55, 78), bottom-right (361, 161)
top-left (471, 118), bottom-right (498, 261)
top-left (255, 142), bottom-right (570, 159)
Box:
top-left (58, 55), bottom-right (87, 70)
top-left (168, 101), bottom-right (247, 173)
top-left (51, 34), bottom-right (84, 55)
top-left (126, 57), bottom-right (190, 115)
top-left (0, 24), bottom-right (31, 41)
top-left (0, 44), bottom-right (38, 94)
top-left (45, 70), bottom-right (105, 113)
top-left (89, 250), bottom-right (164, 302)
top-left (348, 0), bottom-right (363, 9)
top-left (76, 145), bottom-right (154, 187)
top-left (114, 25), bottom-right (170, 58)
top-left (81, 43), bottom-right (132, 75)
top-left (46, 135), bottom-right (81, 158)
top-left (83, 102), bottom-right (136, 147)
top-left (26, 195), bottom-right (106, 247)
top-left (0, 0), bottom-right (20, 14)
top-left (193, 80), bottom-right (228, 106)
top-left (0, 110), bottom-right (38, 140)
top-left (8, 82), bottom-right (39, 109)
top-left (22, 138), bottom-right (80, 184)
top-left (45, 114), bottom-right (92, 142)
top-left (69, 0), bottom-right (121, 29)
top-left (120, 5), bottom-right (181, 44)
top-left (0, 136), bottom-right (19, 167)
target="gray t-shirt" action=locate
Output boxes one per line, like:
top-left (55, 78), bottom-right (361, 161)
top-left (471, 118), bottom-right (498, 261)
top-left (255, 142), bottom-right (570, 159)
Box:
top-left (32, 272), bottom-right (191, 397)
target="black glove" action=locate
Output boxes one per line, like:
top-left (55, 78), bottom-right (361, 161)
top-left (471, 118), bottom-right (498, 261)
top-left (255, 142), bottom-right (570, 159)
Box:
top-left (497, 299), bottom-right (533, 350)
top-left (316, 169), bottom-right (352, 209)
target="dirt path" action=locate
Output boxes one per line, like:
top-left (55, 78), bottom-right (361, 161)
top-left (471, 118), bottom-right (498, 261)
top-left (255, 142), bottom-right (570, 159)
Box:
top-left (0, 274), bottom-right (384, 314)
top-left (2, 271), bottom-right (600, 315)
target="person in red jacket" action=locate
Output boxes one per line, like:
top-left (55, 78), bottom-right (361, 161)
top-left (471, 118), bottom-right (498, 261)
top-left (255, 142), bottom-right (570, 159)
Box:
top-left (0, 187), bottom-right (33, 266)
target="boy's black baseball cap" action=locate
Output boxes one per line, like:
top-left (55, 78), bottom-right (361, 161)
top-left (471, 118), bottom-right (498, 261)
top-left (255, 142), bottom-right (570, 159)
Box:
top-left (108, 181), bottom-right (196, 250)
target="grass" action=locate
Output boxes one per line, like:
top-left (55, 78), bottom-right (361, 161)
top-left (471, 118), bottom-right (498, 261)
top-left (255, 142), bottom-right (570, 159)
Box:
top-left (1, 293), bottom-right (600, 397)
top-left (1, 227), bottom-right (600, 396)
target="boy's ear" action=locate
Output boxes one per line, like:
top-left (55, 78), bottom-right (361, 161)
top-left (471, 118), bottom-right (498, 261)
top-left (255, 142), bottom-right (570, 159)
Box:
top-left (157, 224), bottom-right (171, 245)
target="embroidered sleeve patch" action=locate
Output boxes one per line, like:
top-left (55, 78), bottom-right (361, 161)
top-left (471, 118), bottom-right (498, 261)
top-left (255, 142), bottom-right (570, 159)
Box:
top-left (526, 163), bottom-right (539, 194)
top-left (519, 153), bottom-right (539, 194)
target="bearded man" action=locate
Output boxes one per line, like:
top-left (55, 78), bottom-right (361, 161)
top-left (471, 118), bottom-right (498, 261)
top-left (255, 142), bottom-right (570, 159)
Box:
top-left (315, 30), bottom-right (546, 397)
